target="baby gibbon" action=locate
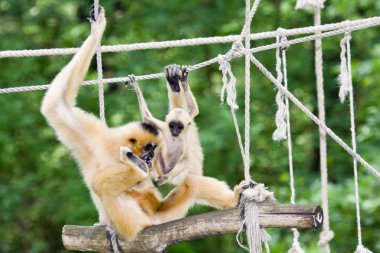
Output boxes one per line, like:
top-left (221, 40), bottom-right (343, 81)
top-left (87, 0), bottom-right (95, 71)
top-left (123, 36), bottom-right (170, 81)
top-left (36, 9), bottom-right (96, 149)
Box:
top-left (128, 66), bottom-right (240, 221)
top-left (40, 7), bottom-right (208, 239)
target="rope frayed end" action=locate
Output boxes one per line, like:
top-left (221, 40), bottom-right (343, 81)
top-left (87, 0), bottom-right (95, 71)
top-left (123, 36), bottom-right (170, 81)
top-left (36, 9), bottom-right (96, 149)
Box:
top-left (338, 33), bottom-right (352, 103)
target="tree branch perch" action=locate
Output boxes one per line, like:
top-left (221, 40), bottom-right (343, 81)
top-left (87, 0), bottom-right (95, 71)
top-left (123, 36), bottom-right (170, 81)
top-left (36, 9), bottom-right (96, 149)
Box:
top-left (62, 203), bottom-right (322, 253)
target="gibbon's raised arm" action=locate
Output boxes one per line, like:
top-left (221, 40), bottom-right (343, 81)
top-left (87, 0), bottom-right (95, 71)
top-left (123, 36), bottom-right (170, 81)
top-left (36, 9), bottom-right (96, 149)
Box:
top-left (126, 75), bottom-right (166, 130)
top-left (165, 65), bottom-right (199, 118)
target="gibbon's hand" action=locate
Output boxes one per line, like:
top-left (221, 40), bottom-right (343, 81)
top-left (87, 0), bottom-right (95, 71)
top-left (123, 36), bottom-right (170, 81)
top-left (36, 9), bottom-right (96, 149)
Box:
top-left (125, 75), bottom-right (138, 90)
top-left (90, 5), bottom-right (106, 40)
top-left (178, 66), bottom-right (189, 86)
top-left (120, 147), bottom-right (149, 175)
top-left (165, 65), bottom-right (182, 92)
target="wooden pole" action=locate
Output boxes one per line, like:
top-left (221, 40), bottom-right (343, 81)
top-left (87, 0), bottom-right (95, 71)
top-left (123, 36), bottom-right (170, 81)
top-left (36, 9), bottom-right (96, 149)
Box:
top-left (62, 203), bottom-right (323, 253)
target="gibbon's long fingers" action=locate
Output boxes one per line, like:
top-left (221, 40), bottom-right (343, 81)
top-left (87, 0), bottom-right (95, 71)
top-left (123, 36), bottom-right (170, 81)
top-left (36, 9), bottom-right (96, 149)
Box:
top-left (185, 174), bottom-right (237, 209)
top-left (92, 165), bottom-right (147, 197)
top-left (156, 183), bottom-right (194, 222)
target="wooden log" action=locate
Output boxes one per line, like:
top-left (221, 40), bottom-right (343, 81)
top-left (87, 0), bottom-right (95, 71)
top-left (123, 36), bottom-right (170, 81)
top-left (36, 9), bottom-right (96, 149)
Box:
top-left (62, 203), bottom-right (323, 253)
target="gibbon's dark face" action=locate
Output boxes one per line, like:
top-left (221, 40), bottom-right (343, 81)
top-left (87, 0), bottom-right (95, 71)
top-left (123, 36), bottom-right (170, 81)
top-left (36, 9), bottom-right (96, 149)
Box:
top-left (123, 122), bottom-right (160, 165)
top-left (168, 120), bottom-right (184, 137)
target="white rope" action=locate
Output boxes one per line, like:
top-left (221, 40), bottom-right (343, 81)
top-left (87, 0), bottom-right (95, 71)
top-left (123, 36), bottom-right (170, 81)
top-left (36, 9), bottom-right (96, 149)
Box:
top-left (272, 30), bottom-right (287, 141)
top-left (1, 17), bottom-right (379, 59)
top-left (2, 19), bottom-right (380, 95)
top-left (338, 34), bottom-right (351, 103)
top-left (243, 0), bottom-right (253, 182)
top-left (339, 33), bottom-right (374, 253)
top-left (249, 54), bottom-right (380, 179)
top-left (312, 8), bottom-right (333, 252)
top-left (93, 0), bottom-right (106, 122)
top-left (296, 0), bottom-right (325, 10)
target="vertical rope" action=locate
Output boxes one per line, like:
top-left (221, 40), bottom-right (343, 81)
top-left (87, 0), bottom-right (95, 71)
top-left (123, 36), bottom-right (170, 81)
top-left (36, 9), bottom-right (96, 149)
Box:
top-left (94, 0), bottom-right (106, 122)
top-left (244, 0), bottom-right (252, 182)
top-left (314, 7), bottom-right (334, 252)
top-left (340, 33), bottom-right (373, 253)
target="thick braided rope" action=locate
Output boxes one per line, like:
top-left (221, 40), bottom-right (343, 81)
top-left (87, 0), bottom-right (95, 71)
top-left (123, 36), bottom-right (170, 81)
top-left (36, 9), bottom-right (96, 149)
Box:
top-left (249, 54), bottom-right (380, 179)
top-left (272, 30), bottom-right (287, 141)
top-left (1, 17), bottom-right (379, 59)
top-left (313, 8), bottom-right (333, 253)
top-left (93, 0), bottom-right (106, 122)
top-left (243, 0), bottom-right (253, 182)
top-left (2, 20), bottom-right (380, 95)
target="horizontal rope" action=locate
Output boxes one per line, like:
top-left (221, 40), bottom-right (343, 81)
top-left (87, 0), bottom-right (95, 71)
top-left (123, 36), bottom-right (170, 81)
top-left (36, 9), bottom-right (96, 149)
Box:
top-left (2, 19), bottom-right (379, 94)
top-left (0, 17), bottom-right (379, 58)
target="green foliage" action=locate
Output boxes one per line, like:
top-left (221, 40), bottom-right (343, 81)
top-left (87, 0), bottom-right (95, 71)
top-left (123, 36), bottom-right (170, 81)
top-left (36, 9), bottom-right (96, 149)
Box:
top-left (0, 0), bottom-right (379, 252)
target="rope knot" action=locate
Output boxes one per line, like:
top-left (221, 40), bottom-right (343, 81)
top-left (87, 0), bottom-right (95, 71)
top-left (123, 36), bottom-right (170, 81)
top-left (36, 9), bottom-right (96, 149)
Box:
top-left (241, 183), bottom-right (273, 202)
top-left (318, 230), bottom-right (334, 246)
top-left (218, 41), bottom-right (244, 110)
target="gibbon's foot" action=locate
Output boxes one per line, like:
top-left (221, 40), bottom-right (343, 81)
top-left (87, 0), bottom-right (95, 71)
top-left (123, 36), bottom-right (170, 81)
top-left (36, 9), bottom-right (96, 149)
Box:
top-left (153, 175), bottom-right (169, 186)
top-left (165, 64), bottom-right (181, 93)
top-left (234, 180), bottom-right (256, 207)
top-left (90, 5), bottom-right (106, 39)
top-left (120, 147), bottom-right (148, 176)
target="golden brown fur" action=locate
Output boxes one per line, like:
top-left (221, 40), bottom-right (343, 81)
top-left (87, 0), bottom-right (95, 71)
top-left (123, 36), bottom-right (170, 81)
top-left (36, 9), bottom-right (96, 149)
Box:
top-left (40, 9), bottom-right (206, 239)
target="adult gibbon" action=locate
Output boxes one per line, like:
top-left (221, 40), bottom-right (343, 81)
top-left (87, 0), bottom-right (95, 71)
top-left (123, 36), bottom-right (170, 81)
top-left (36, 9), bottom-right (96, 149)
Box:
top-left (128, 66), bottom-right (240, 221)
top-left (40, 7), bottom-right (208, 239)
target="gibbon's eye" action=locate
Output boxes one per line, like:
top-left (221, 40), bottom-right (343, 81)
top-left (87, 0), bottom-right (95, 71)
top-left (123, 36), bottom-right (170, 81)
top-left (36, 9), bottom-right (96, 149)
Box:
top-left (169, 122), bottom-right (174, 129)
top-left (129, 138), bottom-right (137, 144)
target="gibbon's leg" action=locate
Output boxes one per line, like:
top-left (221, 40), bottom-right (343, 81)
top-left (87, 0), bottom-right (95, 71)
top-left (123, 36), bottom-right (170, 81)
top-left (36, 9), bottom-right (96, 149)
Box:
top-left (126, 75), bottom-right (166, 130)
top-left (92, 150), bottom-right (148, 197)
top-left (179, 67), bottom-right (199, 118)
top-left (156, 183), bottom-right (194, 222)
top-left (154, 159), bottom-right (189, 186)
top-left (102, 194), bottom-right (153, 239)
top-left (40, 7), bottom-right (107, 155)
top-left (185, 174), bottom-right (238, 209)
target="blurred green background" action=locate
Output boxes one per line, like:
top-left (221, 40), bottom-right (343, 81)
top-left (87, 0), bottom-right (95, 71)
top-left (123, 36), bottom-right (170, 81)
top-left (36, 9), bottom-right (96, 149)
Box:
top-left (1, 0), bottom-right (380, 252)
